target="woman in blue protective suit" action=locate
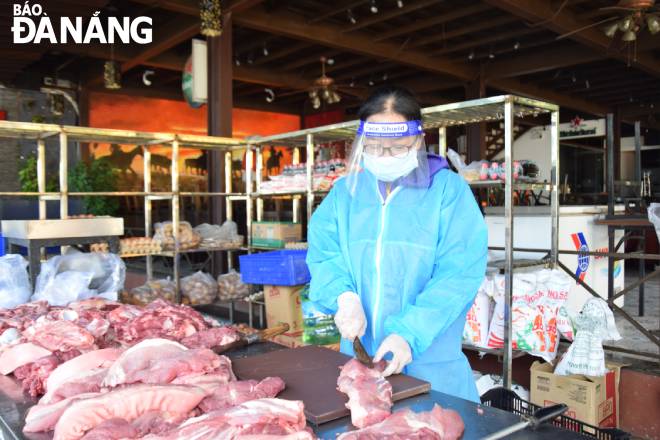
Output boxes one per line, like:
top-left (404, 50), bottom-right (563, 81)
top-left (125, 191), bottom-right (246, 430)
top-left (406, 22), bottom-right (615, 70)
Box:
top-left (306, 86), bottom-right (488, 402)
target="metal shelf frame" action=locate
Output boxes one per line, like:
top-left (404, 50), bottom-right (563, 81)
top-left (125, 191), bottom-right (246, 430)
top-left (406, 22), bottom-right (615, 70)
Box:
top-left (0, 120), bottom-right (249, 302)
top-left (248, 95), bottom-right (561, 388)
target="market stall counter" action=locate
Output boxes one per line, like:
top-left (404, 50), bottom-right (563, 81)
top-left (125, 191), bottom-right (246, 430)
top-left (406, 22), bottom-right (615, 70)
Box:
top-left (0, 341), bottom-right (594, 440)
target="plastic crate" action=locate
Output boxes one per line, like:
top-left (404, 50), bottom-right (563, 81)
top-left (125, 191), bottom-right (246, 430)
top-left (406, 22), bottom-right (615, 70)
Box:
top-left (481, 387), bottom-right (630, 440)
top-left (239, 250), bottom-right (310, 286)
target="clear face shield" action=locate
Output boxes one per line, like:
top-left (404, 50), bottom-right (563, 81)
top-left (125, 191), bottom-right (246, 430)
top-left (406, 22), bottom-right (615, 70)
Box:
top-left (346, 120), bottom-right (430, 195)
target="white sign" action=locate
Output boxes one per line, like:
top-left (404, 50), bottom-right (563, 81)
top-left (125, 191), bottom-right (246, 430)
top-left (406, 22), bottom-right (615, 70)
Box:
top-left (559, 117), bottom-right (605, 140)
top-left (192, 39), bottom-right (208, 104)
top-left (11, 2), bottom-right (152, 44)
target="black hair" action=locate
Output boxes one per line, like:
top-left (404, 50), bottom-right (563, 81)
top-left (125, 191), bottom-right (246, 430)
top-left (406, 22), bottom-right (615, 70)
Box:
top-left (357, 86), bottom-right (422, 122)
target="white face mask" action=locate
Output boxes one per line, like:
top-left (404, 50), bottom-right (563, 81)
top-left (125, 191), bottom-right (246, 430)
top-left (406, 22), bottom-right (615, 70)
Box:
top-left (362, 150), bottom-right (419, 182)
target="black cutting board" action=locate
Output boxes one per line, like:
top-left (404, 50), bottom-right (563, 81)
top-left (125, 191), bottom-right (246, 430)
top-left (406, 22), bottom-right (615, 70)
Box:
top-left (232, 345), bottom-right (431, 425)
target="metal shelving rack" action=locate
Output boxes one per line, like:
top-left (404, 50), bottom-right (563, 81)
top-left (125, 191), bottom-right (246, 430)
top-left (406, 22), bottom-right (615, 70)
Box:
top-left (0, 120), bottom-right (248, 302)
top-left (249, 95), bottom-right (560, 388)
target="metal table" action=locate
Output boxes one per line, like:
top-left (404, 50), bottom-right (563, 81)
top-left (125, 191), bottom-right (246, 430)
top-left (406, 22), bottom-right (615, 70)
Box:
top-left (0, 342), bottom-right (595, 440)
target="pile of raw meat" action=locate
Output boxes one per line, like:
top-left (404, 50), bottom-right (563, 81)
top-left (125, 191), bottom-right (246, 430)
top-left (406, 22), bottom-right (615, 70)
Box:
top-left (0, 298), bottom-right (314, 439)
top-left (336, 359), bottom-right (465, 440)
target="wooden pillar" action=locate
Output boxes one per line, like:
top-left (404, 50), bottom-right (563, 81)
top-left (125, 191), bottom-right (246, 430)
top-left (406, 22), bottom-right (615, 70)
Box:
top-left (207, 12), bottom-right (233, 274)
top-left (465, 72), bottom-right (487, 162)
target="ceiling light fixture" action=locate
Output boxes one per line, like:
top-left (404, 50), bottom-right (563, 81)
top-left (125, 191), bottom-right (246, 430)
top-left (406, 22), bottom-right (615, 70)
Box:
top-left (513, 41), bottom-right (520, 50)
top-left (585, 79), bottom-right (590, 89)
top-left (397, 0), bottom-right (404, 8)
top-left (648, 14), bottom-right (660, 34)
top-left (467, 51), bottom-right (475, 60)
top-left (370, 0), bottom-right (378, 14)
top-left (488, 51), bottom-right (495, 59)
top-left (347, 9), bottom-right (357, 24)
top-left (622, 29), bottom-right (637, 41)
top-left (263, 45), bottom-right (269, 56)
top-left (264, 88), bottom-right (275, 103)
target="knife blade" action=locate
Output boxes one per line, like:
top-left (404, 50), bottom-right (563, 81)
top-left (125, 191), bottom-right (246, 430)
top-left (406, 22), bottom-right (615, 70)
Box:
top-left (353, 337), bottom-right (373, 368)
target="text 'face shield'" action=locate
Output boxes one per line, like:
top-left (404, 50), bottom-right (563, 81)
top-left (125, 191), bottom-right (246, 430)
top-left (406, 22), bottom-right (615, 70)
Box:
top-left (346, 120), bottom-right (429, 194)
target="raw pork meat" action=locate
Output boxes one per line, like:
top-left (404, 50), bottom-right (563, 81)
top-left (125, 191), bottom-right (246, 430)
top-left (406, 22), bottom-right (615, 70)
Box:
top-left (103, 339), bottom-right (229, 387)
top-left (336, 405), bottom-right (465, 440)
top-left (24, 319), bottom-right (95, 352)
top-left (180, 326), bottom-right (240, 349)
top-left (142, 398), bottom-right (313, 440)
top-left (199, 377), bottom-right (286, 412)
top-left (24, 392), bottom-right (102, 433)
top-left (79, 418), bottom-right (137, 440)
top-left (43, 368), bottom-right (109, 403)
top-left (44, 348), bottom-right (122, 402)
top-left (53, 384), bottom-right (206, 440)
top-left (114, 300), bottom-right (209, 344)
top-left (103, 339), bottom-right (187, 387)
top-left (0, 301), bottom-right (50, 333)
top-left (0, 342), bottom-right (52, 374)
top-left (13, 355), bottom-right (60, 397)
top-left (337, 359), bottom-right (393, 428)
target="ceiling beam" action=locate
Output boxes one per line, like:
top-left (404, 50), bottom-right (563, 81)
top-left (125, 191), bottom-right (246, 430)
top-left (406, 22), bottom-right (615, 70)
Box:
top-left (433, 27), bottom-right (541, 55)
top-left (486, 44), bottom-right (605, 79)
top-left (373, 3), bottom-right (491, 42)
top-left (343, 0), bottom-right (439, 33)
top-left (483, 0), bottom-right (660, 78)
top-left (307, 0), bottom-right (369, 24)
top-left (128, 0), bottom-right (263, 15)
top-left (121, 17), bottom-right (199, 74)
top-left (410, 15), bottom-right (518, 49)
top-left (489, 77), bottom-right (609, 115)
top-left (234, 6), bottom-right (477, 80)
top-left (253, 41), bottom-right (310, 66)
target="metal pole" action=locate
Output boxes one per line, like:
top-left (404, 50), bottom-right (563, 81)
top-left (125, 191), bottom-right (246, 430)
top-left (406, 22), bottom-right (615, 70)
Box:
top-left (59, 132), bottom-right (68, 219)
top-left (246, 145), bottom-right (254, 249)
top-left (143, 146), bottom-right (153, 280)
top-left (306, 134), bottom-right (315, 225)
top-left (503, 99), bottom-right (514, 389)
top-left (634, 121), bottom-right (642, 191)
top-left (256, 147), bottom-right (263, 222)
top-left (225, 151), bottom-right (233, 221)
top-left (37, 139), bottom-right (46, 220)
top-left (550, 110), bottom-right (559, 267)
top-left (607, 114), bottom-right (615, 217)
top-left (171, 138), bottom-right (181, 302)
top-left (438, 127), bottom-right (447, 156)
top-left (293, 147), bottom-right (300, 224)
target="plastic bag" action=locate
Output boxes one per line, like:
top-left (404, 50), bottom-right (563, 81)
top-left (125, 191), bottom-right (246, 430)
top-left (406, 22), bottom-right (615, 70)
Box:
top-left (486, 275), bottom-right (506, 348)
top-left (540, 269), bottom-right (573, 346)
top-left (217, 270), bottom-right (250, 301)
top-left (129, 278), bottom-right (176, 304)
top-left (154, 221), bottom-right (201, 250)
top-left (555, 298), bottom-right (621, 377)
top-left (300, 284), bottom-right (340, 346)
top-left (181, 271), bottom-right (218, 305)
top-left (447, 148), bottom-right (487, 182)
top-left (648, 203), bottom-right (660, 244)
top-left (463, 278), bottom-right (492, 348)
top-left (33, 250), bottom-right (125, 306)
top-left (194, 221), bottom-right (243, 248)
top-left (0, 254), bottom-right (32, 309)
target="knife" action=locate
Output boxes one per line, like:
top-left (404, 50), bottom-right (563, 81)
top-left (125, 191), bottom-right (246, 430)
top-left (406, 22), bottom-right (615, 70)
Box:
top-left (212, 323), bottom-right (290, 354)
top-left (353, 337), bottom-right (373, 368)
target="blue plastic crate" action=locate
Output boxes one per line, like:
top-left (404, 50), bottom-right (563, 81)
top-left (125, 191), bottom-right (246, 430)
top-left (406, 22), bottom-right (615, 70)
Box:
top-left (239, 250), bottom-right (310, 286)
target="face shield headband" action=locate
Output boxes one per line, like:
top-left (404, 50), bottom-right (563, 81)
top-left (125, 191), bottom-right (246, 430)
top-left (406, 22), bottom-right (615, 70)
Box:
top-left (346, 120), bottom-right (430, 196)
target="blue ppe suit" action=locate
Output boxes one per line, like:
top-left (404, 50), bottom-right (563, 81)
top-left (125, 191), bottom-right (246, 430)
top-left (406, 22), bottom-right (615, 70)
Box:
top-left (306, 166), bottom-right (488, 402)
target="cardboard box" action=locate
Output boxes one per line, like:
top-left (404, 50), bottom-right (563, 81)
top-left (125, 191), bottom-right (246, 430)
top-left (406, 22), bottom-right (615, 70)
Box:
top-left (252, 222), bottom-right (302, 248)
top-left (530, 361), bottom-right (624, 428)
top-left (268, 333), bottom-right (304, 349)
top-left (264, 285), bottom-right (304, 336)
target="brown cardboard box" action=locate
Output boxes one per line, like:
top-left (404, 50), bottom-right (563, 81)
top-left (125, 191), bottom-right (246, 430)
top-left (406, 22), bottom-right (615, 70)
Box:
top-left (252, 222), bottom-right (302, 248)
top-left (264, 285), bottom-right (304, 336)
top-left (530, 361), bottom-right (624, 428)
top-left (268, 333), bottom-right (304, 349)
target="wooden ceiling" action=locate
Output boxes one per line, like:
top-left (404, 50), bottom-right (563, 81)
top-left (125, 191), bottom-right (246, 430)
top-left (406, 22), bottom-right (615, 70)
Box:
top-left (2, 0), bottom-right (659, 127)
